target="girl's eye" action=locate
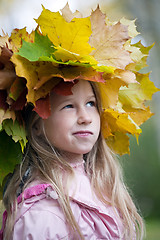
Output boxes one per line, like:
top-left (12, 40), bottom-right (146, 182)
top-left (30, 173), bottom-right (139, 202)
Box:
top-left (86, 101), bottom-right (96, 107)
top-left (63, 104), bottom-right (73, 109)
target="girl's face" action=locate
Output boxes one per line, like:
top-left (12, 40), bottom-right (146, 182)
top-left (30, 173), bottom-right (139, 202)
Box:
top-left (43, 80), bottom-right (100, 159)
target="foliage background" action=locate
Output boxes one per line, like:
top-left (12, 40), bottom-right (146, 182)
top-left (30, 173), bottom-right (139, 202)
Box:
top-left (0, 0), bottom-right (160, 238)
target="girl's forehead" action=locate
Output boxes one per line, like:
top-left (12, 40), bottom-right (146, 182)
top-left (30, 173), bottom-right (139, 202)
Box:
top-left (71, 80), bottom-right (94, 94)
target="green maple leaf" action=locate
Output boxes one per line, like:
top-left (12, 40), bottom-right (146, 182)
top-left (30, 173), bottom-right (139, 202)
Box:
top-left (3, 119), bottom-right (27, 152)
top-left (17, 31), bottom-right (55, 61)
top-left (0, 131), bottom-right (22, 188)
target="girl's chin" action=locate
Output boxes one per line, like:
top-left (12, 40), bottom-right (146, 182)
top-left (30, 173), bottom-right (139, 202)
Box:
top-left (57, 146), bottom-right (94, 156)
top-left (58, 148), bottom-right (92, 158)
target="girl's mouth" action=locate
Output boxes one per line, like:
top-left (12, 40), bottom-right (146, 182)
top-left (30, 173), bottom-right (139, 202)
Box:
top-left (73, 131), bottom-right (93, 137)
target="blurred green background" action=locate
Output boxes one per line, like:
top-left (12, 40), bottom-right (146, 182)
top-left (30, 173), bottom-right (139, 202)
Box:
top-left (0, 0), bottom-right (160, 238)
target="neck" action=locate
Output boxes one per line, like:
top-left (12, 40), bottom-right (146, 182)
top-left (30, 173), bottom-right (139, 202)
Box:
top-left (59, 151), bottom-right (84, 164)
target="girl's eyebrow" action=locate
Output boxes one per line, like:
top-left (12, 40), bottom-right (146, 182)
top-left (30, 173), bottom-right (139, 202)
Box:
top-left (60, 94), bottom-right (95, 102)
top-left (55, 94), bottom-right (96, 108)
top-left (87, 94), bottom-right (95, 98)
top-left (54, 96), bottom-right (75, 108)
top-left (86, 94), bottom-right (96, 100)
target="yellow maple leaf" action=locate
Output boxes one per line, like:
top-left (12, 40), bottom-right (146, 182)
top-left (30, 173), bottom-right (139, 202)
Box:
top-left (123, 105), bottom-right (154, 126)
top-left (125, 41), bottom-right (154, 71)
top-left (106, 132), bottom-right (130, 155)
top-left (119, 84), bottom-right (146, 109)
top-left (113, 69), bottom-right (137, 85)
top-left (34, 78), bottom-right (61, 102)
top-left (9, 28), bottom-right (35, 53)
top-left (89, 7), bottom-right (132, 69)
top-left (97, 69), bottom-right (136, 109)
top-left (35, 6), bottom-right (93, 56)
top-left (11, 55), bottom-right (39, 104)
top-left (53, 45), bottom-right (98, 65)
top-left (11, 55), bottom-right (60, 104)
top-left (125, 41), bottom-right (145, 63)
top-left (136, 72), bottom-right (159, 100)
top-left (120, 18), bottom-right (139, 38)
top-left (101, 108), bottom-right (142, 155)
top-left (101, 109), bottom-right (141, 138)
top-left (119, 72), bottom-right (159, 110)
top-left (97, 77), bottom-right (124, 109)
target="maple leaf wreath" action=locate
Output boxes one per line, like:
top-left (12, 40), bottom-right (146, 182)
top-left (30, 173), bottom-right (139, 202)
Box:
top-left (0, 4), bottom-right (159, 187)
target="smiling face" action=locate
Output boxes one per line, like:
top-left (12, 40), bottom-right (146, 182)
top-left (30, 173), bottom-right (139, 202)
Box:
top-left (43, 80), bottom-right (100, 160)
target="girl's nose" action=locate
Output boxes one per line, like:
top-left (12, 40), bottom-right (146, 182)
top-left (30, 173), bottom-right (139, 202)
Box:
top-left (77, 108), bottom-right (92, 125)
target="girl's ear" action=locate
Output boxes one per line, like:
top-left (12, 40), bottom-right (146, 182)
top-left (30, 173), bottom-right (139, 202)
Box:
top-left (33, 118), bottom-right (43, 136)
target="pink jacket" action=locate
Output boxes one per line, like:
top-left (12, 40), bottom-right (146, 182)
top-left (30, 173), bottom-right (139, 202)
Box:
top-left (1, 162), bottom-right (125, 239)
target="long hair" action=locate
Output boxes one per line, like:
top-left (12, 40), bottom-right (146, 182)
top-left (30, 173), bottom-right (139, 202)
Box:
top-left (3, 81), bottom-right (145, 239)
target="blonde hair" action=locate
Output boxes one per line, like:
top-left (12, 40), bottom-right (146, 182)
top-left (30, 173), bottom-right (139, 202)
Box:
top-left (3, 81), bottom-right (145, 239)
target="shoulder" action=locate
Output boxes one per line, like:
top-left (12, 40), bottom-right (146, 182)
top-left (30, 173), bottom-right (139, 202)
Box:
top-left (13, 200), bottom-right (70, 239)
top-left (12, 183), bottom-right (70, 239)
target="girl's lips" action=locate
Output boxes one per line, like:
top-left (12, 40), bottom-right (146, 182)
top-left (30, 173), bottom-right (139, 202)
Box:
top-left (73, 131), bottom-right (93, 137)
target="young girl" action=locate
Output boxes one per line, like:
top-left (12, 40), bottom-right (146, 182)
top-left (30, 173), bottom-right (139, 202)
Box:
top-left (0, 4), bottom-right (157, 240)
top-left (1, 79), bottom-right (143, 239)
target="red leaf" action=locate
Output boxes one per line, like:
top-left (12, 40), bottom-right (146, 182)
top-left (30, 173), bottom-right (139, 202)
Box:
top-left (52, 80), bottom-right (78, 96)
top-left (33, 94), bottom-right (51, 119)
top-left (10, 87), bottom-right (27, 111)
top-left (10, 77), bottom-right (26, 101)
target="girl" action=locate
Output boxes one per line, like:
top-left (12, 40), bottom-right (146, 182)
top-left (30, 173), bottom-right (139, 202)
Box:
top-left (1, 79), bottom-right (144, 239)
top-left (1, 4), bottom-right (157, 240)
